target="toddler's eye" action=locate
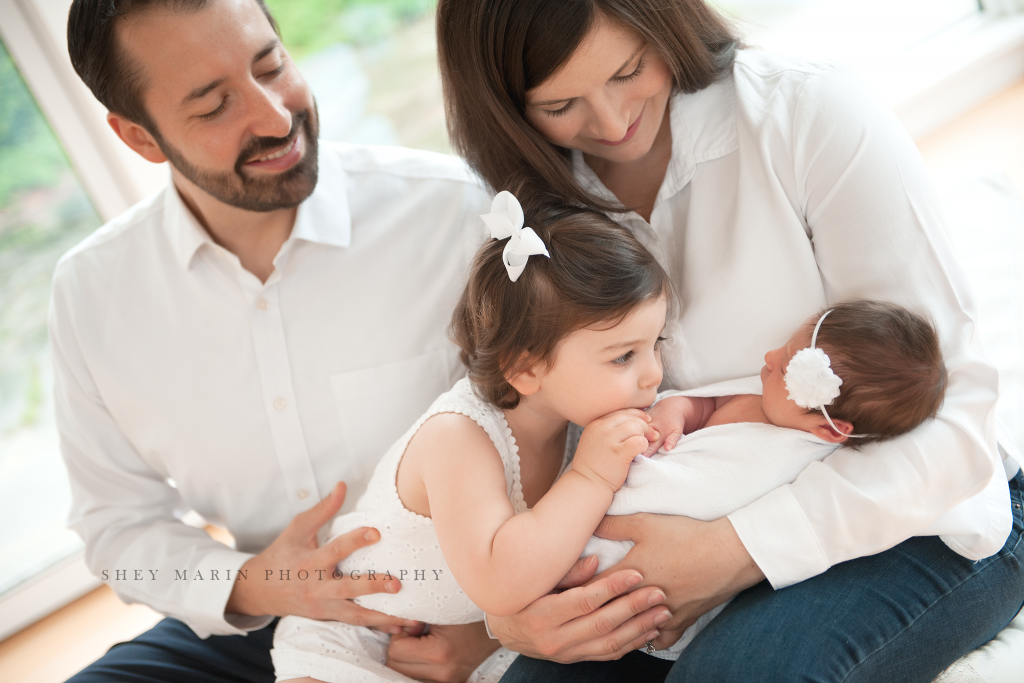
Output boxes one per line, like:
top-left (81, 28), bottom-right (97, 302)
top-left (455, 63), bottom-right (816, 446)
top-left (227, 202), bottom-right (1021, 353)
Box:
top-left (654, 336), bottom-right (667, 349)
top-left (613, 351), bottom-right (635, 365)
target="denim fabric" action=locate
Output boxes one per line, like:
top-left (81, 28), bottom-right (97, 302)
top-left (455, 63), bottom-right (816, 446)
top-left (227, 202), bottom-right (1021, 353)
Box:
top-left (502, 471), bottom-right (1024, 683)
top-left (65, 617), bottom-right (277, 683)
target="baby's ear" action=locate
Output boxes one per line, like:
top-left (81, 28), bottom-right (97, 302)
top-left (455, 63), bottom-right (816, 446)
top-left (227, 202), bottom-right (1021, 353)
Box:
top-left (810, 417), bottom-right (853, 444)
top-left (505, 351), bottom-right (545, 396)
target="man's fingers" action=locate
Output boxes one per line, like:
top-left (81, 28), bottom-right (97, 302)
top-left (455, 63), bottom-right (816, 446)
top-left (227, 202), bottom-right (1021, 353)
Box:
top-left (327, 600), bottom-right (420, 631)
top-left (290, 481), bottom-right (347, 543)
top-left (555, 555), bottom-right (599, 590)
top-left (561, 589), bottom-right (671, 661)
top-left (318, 525), bottom-right (382, 563)
top-left (329, 573), bottom-right (401, 600)
top-left (561, 569), bottom-right (643, 619)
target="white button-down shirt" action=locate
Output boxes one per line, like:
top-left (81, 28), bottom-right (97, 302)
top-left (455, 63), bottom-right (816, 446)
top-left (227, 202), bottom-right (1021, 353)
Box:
top-left (50, 143), bottom-right (491, 637)
top-left (578, 50), bottom-right (1017, 589)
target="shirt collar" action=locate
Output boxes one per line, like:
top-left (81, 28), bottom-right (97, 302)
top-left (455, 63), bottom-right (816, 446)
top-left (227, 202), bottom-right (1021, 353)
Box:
top-left (162, 141), bottom-right (352, 270)
top-left (573, 73), bottom-right (738, 209)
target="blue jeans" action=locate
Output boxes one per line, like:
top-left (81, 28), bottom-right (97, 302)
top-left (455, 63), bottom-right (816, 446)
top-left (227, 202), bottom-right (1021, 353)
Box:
top-left (502, 470), bottom-right (1024, 683)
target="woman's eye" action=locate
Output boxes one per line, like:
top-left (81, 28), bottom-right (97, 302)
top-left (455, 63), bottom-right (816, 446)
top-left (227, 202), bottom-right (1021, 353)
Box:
top-left (613, 351), bottom-right (635, 365)
top-left (613, 56), bottom-right (646, 83)
top-left (261, 65), bottom-right (284, 79)
top-left (544, 99), bottom-right (577, 118)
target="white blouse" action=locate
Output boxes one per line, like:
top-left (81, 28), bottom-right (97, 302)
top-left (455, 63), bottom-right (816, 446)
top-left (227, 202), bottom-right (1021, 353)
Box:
top-left (574, 50), bottom-right (1016, 589)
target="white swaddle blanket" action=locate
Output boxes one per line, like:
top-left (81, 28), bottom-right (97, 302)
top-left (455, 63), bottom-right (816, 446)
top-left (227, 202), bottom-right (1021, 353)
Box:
top-left (582, 375), bottom-right (841, 659)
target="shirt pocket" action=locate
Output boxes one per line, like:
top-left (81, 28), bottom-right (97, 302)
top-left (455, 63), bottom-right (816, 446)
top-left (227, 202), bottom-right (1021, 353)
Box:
top-left (329, 349), bottom-right (456, 481)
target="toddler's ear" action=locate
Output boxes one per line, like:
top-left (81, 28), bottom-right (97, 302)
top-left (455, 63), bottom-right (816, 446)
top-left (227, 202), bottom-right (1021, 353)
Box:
top-left (810, 417), bottom-right (853, 444)
top-left (505, 352), bottom-right (545, 396)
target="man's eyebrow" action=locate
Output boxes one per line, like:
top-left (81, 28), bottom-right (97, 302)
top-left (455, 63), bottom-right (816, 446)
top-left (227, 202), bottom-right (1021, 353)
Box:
top-left (182, 78), bottom-right (226, 106)
top-left (180, 39), bottom-right (281, 107)
top-left (528, 42), bottom-right (647, 107)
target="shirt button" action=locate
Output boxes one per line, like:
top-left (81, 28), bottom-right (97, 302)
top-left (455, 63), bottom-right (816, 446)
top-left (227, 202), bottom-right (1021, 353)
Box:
top-left (256, 298), bottom-right (269, 311)
top-left (273, 397), bottom-right (287, 411)
top-left (297, 489), bottom-right (310, 500)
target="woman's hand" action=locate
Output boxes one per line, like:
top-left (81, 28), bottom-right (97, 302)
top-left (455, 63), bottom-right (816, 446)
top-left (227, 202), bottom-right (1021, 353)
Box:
top-left (594, 514), bottom-right (765, 649)
top-left (487, 556), bottom-right (671, 663)
top-left (386, 622), bottom-right (500, 682)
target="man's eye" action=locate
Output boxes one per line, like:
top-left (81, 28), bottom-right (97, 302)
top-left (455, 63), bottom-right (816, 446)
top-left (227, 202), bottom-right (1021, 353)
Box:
top-left (613, 351), bottom-right (635, 365)
top-left (198, 101), bottom-right (226, 121)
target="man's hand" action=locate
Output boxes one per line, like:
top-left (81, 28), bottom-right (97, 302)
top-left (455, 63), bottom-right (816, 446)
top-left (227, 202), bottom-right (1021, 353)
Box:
top-left (225, 482), bottom-right (420, 634)
top-left (487, 556), bottom-right (671, 663)
top-left (386, 622), bottom-right (500, 683)
top-left (594, 514), bottom-right (765, 649)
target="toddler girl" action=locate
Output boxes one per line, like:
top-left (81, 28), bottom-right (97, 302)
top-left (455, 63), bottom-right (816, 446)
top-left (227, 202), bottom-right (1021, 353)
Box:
top-left (584, 298), bottom-right (948, 660)
top-left (271, 191), bottom-right (670, 683)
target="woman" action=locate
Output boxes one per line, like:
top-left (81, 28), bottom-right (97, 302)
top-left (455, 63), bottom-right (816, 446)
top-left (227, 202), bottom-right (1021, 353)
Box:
top-left (434, 1), bottom-right (1024, 681)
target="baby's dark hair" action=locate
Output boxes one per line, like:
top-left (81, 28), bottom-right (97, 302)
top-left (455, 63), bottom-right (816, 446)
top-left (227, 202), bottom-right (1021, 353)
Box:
top-left (451, 195), bottom-right (670, 409)
top-left (809, 300), bottom-right (947, 446)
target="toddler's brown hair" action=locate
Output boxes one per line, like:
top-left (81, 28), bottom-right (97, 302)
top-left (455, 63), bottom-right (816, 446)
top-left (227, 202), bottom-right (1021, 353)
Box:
top-left (451, 195), bottom-right (670, 409)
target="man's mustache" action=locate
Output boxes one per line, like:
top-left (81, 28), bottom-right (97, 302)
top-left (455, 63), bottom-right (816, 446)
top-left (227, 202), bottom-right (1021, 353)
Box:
top-left (235, 110), bottom-right (310, 171)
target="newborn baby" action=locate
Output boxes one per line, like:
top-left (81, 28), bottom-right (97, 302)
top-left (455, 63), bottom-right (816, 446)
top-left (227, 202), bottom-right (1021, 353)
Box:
top-left (584, 299), bottom-right (949, 659)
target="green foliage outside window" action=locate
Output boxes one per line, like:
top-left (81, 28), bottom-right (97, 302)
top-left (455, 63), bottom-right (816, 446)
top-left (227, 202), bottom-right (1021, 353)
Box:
top-left (0, 41), bottom-right (66, 208)
top-left (264, 0), bottom-right (436, 58)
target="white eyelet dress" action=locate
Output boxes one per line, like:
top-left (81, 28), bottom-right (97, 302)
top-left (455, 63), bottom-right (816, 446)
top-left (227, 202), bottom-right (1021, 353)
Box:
top-left (271, 378), bottom-right (579, 683)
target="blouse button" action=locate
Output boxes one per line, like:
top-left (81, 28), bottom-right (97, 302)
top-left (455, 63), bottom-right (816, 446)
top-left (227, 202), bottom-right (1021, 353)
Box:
top-left (273, 397), bottom-right (287, 411)
top-left (297, 489), bottom-right (310, 500)
top-left (256, 298), bottom-right (269, 311)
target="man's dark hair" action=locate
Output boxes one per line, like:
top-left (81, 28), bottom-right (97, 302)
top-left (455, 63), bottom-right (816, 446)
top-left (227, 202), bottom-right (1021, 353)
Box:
top-left (67, 0), bottom-right (279, 134)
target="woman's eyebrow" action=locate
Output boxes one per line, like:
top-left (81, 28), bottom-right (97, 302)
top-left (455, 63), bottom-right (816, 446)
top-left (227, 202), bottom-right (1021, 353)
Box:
top-left (528, 42), bottom-right (647, 107)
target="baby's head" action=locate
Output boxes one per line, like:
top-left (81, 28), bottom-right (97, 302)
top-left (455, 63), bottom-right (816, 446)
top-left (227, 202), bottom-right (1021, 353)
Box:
top-left (762, 300), bottom-right (947, 446)
top-left (451, 192), bottom-right (670, 421)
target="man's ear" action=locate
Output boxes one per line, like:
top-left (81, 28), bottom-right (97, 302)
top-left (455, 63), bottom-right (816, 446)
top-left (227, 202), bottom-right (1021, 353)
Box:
top-left (505, 352), bottom-right (545, 397)
top-left (107, 112), bottom-right (168, 164)
top-left (810, 416), bottom-right (853, 444)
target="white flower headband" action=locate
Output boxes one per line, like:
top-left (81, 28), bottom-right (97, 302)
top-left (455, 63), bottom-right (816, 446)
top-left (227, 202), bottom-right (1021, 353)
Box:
top-left (480, 191), bottom-right (550, 282)
top-left (784, 309), bottom-right (868, 439)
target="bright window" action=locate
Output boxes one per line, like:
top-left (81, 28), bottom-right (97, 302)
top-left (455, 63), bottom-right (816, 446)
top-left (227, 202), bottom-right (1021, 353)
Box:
top-left (0, 37), bottom-right (101, 596)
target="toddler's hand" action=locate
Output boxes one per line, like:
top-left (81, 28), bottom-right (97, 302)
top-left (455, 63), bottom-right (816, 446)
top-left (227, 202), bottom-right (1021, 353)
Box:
top-left (574, 409), bottom-right (656, 492)
top-left (643, 397), bottom-right (691, 456)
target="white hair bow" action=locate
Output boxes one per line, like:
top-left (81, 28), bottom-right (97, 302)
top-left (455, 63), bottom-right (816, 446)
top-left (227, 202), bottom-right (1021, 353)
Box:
top-left (480, 191), bottom-right (550, 282)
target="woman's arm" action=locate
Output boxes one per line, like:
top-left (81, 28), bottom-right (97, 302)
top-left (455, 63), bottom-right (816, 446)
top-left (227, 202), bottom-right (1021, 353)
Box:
top-left (724, 62), bottom-right (1006, 588)
top-left (408, 409), bottom-right (650, 617)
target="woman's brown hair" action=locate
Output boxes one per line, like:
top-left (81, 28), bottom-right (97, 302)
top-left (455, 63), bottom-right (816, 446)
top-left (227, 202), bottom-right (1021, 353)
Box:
top-left (436, 0), bottom-right (739, 211)
top-left (452, 194), bottom-right (670, 408)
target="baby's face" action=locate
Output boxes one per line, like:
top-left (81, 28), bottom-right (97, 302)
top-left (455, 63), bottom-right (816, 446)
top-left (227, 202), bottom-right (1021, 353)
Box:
top-left (760, 325), bottom-right (814, 431)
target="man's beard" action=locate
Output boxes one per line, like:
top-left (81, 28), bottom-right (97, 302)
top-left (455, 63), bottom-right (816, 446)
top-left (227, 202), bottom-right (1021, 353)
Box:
top-left (157, 109), bottom-right (319, 212)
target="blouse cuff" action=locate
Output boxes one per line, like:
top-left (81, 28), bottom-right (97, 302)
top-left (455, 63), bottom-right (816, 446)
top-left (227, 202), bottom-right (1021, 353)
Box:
top-left (728, 486), bottom-right (830, 589)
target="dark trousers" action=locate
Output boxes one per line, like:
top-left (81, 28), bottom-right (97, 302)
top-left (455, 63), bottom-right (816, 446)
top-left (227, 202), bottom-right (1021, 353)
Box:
top-left (66, 617), bottom-right (277, 682)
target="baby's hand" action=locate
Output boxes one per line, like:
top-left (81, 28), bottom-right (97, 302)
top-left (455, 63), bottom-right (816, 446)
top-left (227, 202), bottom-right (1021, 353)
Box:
top-left (643, 397), bottom-right (692, 456)
top-left (573, 409), bottom-right (657, 492)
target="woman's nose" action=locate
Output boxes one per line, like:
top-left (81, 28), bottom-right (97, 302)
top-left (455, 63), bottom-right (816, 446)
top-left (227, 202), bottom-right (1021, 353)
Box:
top-left (589, 96), bottom-right (631, 142)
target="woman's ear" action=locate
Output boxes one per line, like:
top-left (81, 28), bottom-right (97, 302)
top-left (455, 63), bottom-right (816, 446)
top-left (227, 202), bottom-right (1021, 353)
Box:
top-left (810, 416), bottom-right (853, 444)
top-left (506, 352), bottom-right (545, 397)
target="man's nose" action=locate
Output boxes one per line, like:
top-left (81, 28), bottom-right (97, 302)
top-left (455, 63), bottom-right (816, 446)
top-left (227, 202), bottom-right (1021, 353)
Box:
top-left (246, 84), bottom-right (293, 140)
